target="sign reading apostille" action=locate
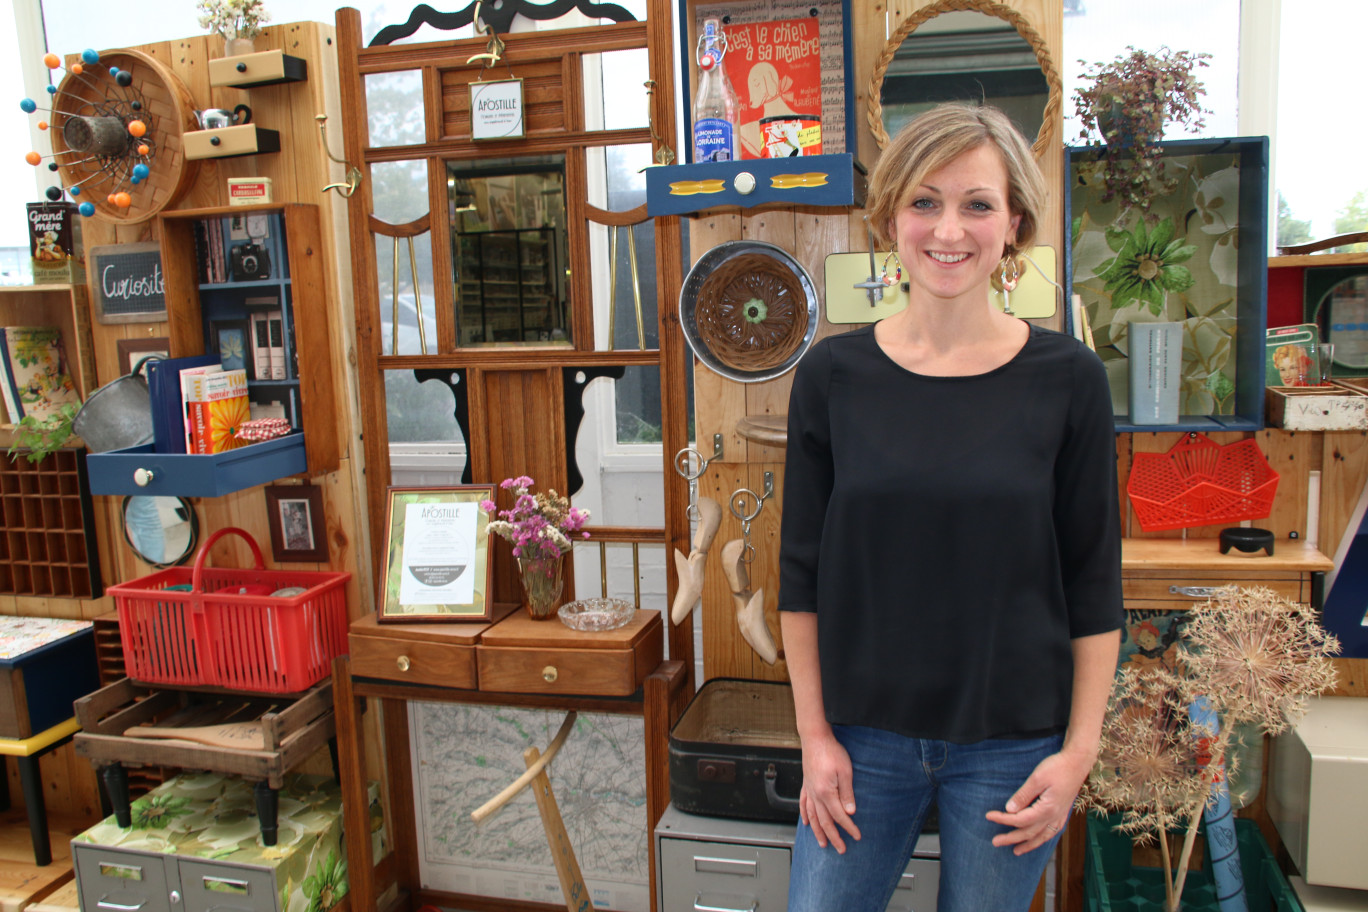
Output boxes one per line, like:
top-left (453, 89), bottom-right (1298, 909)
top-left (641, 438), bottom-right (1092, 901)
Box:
top-left (470, 79), bottom-right (525, 140)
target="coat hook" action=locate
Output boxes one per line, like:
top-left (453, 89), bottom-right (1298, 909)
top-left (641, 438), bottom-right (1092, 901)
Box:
top-left (467, 0), bottom-right (506, 66)
top-left (316, 115), bottom-right (362, 198)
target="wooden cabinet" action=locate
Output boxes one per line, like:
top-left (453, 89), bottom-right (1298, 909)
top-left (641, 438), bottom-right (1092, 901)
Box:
top-left (86, 202), bottom-right (338, 497)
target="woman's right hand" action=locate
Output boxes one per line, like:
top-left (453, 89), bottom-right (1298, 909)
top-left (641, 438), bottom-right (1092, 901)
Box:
top-left (799, 730), bottom-right (861, 853)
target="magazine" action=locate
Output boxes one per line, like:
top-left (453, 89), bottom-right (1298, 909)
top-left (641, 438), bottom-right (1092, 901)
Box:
top-left (1265, 324), bottom-right (1324, 388)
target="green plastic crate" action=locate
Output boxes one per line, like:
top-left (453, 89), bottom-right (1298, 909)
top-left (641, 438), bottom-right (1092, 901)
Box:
top-left (1084, 813), bottom-right (1304, 912)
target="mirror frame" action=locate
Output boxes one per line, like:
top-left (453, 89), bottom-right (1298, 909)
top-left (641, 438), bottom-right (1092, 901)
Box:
top-left (120, 495), bottom-right (199, 569)
top-left (866, 0), bottom-right (1062, 158)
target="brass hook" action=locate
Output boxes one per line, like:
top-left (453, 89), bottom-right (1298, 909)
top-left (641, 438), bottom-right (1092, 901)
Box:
top-left (466, 0), bottom-right (506, 66)
top-left (316, 115), bottom-right (362, 198)
top-left (643, 80), bottom-right (676, 167)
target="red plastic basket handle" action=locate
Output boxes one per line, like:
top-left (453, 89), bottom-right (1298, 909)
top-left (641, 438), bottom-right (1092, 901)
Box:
top-left (190, 526), bottom-right (267, 593)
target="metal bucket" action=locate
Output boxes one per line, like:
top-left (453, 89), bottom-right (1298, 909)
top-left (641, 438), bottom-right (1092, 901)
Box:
top-left (72, 356), bottom-right (158, 453)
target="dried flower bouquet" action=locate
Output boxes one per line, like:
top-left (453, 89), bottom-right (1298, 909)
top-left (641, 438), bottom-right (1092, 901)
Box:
top-left (1080, 586), bottom-right (1339, 911)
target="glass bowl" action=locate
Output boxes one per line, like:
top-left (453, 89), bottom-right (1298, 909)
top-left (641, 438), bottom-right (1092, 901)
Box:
top-left (557, 597), bottom-right (635, 632)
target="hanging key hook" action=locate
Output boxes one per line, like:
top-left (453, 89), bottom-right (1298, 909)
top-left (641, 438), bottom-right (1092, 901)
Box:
top-left (674, 435), bottom-right (724, 522)
top-left (728, 472), bottom-right (773, 564)
top-left (642, 80), bottom-right (676, 168)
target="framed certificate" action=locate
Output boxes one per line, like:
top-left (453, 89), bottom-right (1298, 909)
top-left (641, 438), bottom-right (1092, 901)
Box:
top-left (379, 485), bottom-right (496, 621)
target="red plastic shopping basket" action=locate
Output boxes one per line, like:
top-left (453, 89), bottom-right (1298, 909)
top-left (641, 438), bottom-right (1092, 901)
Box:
top-left (1126, 435), bottom-right (1280, 532)
top-left (106, 527), bottom-right (351, 693)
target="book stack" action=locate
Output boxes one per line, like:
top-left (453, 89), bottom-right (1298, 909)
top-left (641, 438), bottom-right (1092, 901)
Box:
top-left (0, 326), bottom-right (81, 424)
top-left (194, 219), bottom-right (229, 284)
top-left (183, 367), bottom-right (251, 454)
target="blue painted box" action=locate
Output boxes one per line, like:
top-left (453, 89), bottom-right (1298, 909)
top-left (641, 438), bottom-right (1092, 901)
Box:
top-left (0, 617), bottom-right (99, 739)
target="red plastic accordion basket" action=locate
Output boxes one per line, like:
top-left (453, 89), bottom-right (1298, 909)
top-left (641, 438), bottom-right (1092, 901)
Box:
top-left (106, 527), bottom-right (351, 693)
top-left (1126, 435), bottom-right (1280, 532)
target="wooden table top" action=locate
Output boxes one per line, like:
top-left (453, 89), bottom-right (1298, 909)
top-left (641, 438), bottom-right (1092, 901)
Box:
top-left (1122, 537), bottom-right (1333, 572)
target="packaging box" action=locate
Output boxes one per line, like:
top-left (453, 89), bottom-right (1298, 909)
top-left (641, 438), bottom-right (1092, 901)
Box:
top-left (26, 201), bottom-right (84, 284)
top-left (228, 178), bottom-right (273, 206)
top-left (74, 772), bottom-right (386, 912)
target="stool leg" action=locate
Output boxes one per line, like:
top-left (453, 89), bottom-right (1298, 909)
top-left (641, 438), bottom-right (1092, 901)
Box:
top-left (0, 755), bottom-right (10, 812)
top-left (102, 763), bottom-right (131, 828)
top-left (328, 737), bottom-right (340, 784)
top-left (17, 756), bottom-right (51, 866)
top-left (255, 781), bottom-right (278, 846)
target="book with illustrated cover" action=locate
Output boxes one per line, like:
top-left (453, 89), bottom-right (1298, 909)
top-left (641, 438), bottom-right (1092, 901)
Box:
top-left (146, 355), bottom-right (218, 453)
top-left (721, 17), bottom-right (823, 159)
top-left (187, 368), bottom-right (250, 454)
top-left (0, 326), bottom-right (81, 422)
top-left (179, 364), bottom-right (223, 452)
top-left (1266, 324), bottom-right (1323, 388)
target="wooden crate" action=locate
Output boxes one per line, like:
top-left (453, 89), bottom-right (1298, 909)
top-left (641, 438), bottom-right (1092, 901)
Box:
top-left (1266, 384), bottom-right (1368, 431)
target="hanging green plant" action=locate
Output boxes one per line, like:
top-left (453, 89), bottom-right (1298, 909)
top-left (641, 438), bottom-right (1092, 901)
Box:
top-left (7, 402), bottom-right (78, 464)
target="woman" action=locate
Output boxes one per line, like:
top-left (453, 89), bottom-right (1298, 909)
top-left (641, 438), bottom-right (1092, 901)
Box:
top-left (779, 103), bottom-right (1123, 911)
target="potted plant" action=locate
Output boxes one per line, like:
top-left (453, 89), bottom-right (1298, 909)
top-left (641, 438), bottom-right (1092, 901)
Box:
top-left (196, 0), bottom-right (270, 56)
top-left (1074, 46), bottom-right (1212, 218)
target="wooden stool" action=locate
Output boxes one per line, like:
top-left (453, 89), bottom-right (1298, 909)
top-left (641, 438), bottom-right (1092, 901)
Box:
top-left (0, 716), bottom-right (81, 866)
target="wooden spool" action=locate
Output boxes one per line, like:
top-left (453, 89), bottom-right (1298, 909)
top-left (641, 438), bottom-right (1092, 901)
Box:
top-left (52, 48), bottom-right (200, 224)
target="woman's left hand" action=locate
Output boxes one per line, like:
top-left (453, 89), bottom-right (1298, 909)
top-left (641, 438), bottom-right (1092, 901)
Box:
top-left (984, 749), bottom-right (1094, 855)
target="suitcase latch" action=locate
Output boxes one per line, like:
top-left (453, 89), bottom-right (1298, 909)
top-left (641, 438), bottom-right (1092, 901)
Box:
top-left (697, 759), bottom-right (736, 783)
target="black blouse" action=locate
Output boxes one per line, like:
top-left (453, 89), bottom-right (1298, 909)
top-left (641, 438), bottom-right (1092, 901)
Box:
top-left (778, 323), bottom-right (1124, 743)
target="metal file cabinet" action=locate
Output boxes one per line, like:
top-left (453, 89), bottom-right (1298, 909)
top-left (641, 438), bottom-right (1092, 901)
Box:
top-left (656, 804), bottom-right (941, 912)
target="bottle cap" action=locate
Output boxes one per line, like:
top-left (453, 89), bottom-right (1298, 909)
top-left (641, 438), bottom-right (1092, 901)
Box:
top-left (699, 53), bottom-right (715, 70)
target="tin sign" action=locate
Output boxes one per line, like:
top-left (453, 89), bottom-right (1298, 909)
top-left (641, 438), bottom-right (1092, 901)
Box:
top-left (470, 79), bottom-right (524, 140)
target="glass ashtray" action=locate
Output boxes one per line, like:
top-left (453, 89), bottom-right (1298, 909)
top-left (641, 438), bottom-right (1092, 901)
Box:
top-left (557, 597), bottom-right (635, 632)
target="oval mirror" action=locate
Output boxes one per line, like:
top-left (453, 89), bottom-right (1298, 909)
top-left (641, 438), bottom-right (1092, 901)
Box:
top-left (121, 495), bottom-right (199, 568)
top-left (868, 2), bottom-right (1061, 157)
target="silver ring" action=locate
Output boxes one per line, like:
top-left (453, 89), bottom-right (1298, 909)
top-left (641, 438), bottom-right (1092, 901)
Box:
top-left (1045, 824), bottom-right (1057, 833)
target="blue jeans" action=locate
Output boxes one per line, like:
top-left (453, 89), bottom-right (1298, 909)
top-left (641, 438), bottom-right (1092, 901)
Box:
top-left (788, 725), bottom-right (1065, 912)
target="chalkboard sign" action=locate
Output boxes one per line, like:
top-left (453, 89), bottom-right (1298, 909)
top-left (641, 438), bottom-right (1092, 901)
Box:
top-left (90, 242), bottom-right (167, 324)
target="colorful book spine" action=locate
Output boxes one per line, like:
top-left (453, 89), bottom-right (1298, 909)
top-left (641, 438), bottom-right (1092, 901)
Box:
top-left (187, 369), bottom-right (250, 454)
top-left (0, 326), bottom-right (80, 422)
top-left (179, 364), bottom-right (223, 453)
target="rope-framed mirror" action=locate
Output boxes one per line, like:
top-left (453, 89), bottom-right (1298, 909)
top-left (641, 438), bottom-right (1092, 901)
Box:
top-left (866, 0), bottom-right (1062, 159)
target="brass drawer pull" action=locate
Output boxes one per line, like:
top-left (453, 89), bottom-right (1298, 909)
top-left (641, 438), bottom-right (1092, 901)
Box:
top-left (396, 655), bottom-right (411, 672)
top-left (542, 665), bottom-right (558, 682)
top-left (1169, 585), bottom-right (1225, 599)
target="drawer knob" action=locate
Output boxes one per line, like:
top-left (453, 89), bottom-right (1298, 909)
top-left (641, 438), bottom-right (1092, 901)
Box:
top-left (133, 467), bottom-right (154, 486)
top-left (542, 665), bottom-right (558, 682)
top-left (734, 171), bottom-right (756, 195)
top-left (396, 655), bottom-right (411, 672)
top-left (170, 890), bottom-right (182, 904)
top-left (236, 62), bottom-right (248, 72)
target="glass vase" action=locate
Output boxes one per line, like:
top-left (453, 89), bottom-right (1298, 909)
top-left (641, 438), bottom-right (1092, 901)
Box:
top-left (517, 555), bottom-right (564, 620)
top-left (225, 37), bottom-right (257, 57)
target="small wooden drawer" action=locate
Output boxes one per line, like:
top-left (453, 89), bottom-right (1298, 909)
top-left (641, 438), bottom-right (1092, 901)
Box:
top-left (209, 50), bottom-right (307, 88)
top-left (1267, 385), bottom-right (1368, 430)
top-left (184, 125), bottom-right (281, 160)
top-left (347, 610), bottom-right (510, 690)
top-left (1123, 571), bottom-right (1303, 608)
top-left (477, 609), bottom-right (664, 697)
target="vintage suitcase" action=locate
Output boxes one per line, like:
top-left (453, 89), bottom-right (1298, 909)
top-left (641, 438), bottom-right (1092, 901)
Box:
top-left (669, 678), bottom-right (803, 823)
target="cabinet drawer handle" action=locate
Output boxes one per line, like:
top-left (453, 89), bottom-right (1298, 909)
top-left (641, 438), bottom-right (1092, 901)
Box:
top-left (1169, 586), bottom-right (1224, 599)
top-left (97, 900), bottom-right (147, 911)
top-left (693, 855), bottom-right (757, 876)
top-left (396, 655), bottom-right (411, 672)
top-left (694, 895), bottom-right (757, 912)
top-left (542, 665), bottom-right (558, 682)
top-left (169, 891), bottom-right (181, 904)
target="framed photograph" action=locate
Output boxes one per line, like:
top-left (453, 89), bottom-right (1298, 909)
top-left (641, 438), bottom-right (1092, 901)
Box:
top-left (380, 485), bottom-right (496, 622)
top-left (116, 336), bottom-right (170, 375)
top-left (264, 484), bottom-right (328, 563)
top-left (210, 318), bottom-right (253, 376)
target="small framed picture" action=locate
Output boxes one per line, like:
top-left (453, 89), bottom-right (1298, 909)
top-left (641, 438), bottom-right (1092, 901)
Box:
top-left (264, 484), bottom-right (328, 563)
top-left (210, 319), bottom-right (253, 377)
top-left (380, 485), bottom-right (496, 622)
top-left (470, 78), bottom-right (525, 141)
top-left (116, 336), bottom-right (170, 375)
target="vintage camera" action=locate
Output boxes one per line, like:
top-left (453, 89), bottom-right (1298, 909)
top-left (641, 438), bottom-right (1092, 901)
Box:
top-left (230, 242), bottom-right (271, 281)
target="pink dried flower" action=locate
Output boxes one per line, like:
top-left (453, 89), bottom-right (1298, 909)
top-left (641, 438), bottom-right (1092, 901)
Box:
top-left (483, 475), bottom-right (591, 561)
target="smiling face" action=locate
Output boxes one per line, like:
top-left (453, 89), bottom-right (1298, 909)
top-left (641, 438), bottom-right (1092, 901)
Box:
top-left (889, 143), bottom-right (1021, 309)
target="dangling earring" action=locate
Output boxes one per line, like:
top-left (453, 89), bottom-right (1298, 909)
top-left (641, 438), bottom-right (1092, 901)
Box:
top-left (997, 254), bottom-right (1021, 314)
top-left (880, 250), bottom-right (902, 287)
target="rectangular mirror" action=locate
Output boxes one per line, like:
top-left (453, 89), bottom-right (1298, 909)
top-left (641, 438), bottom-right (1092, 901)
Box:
top-left (448, 157), bottom-right (570, 347)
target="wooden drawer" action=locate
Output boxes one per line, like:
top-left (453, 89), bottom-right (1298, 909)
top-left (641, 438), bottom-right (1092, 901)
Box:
top-left (208, 50), bottom-right (306, 89)
top-left (477, 610), bottom-right (664, 697)
top-left (1124, 573), bottom-right (1303, 608)
top-left (346, 609), bottom-right (509, 689)
top-left (350, 634), bottom-right (478, 689)
top-left (184, 125), bottom-right (281, 160)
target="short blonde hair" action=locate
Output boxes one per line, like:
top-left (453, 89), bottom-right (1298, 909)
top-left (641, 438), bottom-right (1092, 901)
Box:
top-left (866, 103), bottom-right (1045, 256)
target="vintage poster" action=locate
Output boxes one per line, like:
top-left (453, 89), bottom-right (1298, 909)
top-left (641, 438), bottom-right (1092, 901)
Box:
top-left (723, 17), bottom-right (823, 159)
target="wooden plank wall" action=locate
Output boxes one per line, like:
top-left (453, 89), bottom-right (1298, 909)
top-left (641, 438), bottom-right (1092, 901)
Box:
top-left (0, 21), bottom-right (374, 818)
top-left (695, 0), bottom-right (1063, 681)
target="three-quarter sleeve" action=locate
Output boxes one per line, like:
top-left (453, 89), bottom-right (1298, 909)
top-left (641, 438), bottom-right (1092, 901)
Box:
top-left (778, 341), bottom-right (834, 614)
top-left (1053, 345), bottom-right (1125, 638)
